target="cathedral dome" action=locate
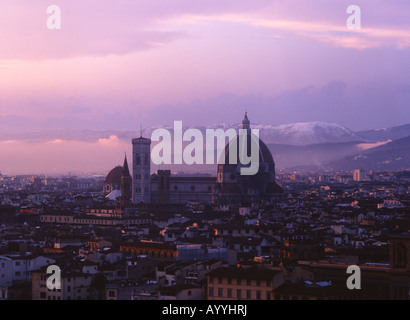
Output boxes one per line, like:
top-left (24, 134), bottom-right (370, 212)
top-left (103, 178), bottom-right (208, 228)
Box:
top-left (219, 112), bottom-right (275, 175)
top-left (105, 166), bottom-right (123, 186)
top-left (220, 133), bottom-right (275, 168)
top-left (104, 166), bottom-right (123, 194)
top-left (214, 112), bottom-right (283, 205)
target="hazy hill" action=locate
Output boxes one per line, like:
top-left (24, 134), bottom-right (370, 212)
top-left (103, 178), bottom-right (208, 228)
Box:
top-left (328, 136), bottom-right (410, 171)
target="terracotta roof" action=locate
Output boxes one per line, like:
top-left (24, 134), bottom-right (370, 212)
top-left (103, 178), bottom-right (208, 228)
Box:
top-left (105, 166), bottom-right (123, 185)
top-left (222, 134), bottom-right (275, 165)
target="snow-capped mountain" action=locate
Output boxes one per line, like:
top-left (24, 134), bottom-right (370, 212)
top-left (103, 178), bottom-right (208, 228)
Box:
top-left (356, 124), bottom-right (410, 142)
top-left (251, 122), bottom-right (362, 145)
top-left (1, 122), bottom-right (408, 147)
top-left (1, 121), bottom-right (408, 173)
top-left (139, 121), bottom-right (363, 146)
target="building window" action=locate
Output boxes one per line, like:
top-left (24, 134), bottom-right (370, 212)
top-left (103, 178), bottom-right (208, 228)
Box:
top-left (109, 290), bottom-right (116, 298)
top-left (237, 279), bottom-right (241, 285)
top-left (40, 292), bottom-right (46, 299)
top-left (246, 290), bottom-right (251, 299)
top-left (393, 242), bottom-right (408, 268)
top-left (209, 277), bottom-right (213, 284)
top-left (227, 289), bottom-right (232, 298)
top-left (256, 291), bottom-right (261, 300)
top-left (209, 288), bottom-right (214, 297)
top-left (237, 290), bottom-right (242, 299)
top-left (218, 288), bottom-right (223, 297)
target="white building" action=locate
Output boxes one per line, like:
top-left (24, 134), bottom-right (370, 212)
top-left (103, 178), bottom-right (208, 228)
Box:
top-left (0, 254), bottom-right (55, 286)
top-left (32, 270), bottom-right (94, 300)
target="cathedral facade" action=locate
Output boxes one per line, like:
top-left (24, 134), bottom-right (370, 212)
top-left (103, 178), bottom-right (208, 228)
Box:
top-left (106, 112), bottom-right (284, 208)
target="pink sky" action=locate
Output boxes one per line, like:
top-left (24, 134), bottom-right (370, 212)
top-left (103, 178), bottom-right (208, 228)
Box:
top-left (0, 0), bottom-right (409, 174)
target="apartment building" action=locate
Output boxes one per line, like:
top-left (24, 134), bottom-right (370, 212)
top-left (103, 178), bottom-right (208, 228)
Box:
top-left (207, 267), bottom-right (284, 300)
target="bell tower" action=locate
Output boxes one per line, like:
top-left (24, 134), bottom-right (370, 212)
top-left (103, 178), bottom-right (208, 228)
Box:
top-left (132, 134), bottom-right (151, 204)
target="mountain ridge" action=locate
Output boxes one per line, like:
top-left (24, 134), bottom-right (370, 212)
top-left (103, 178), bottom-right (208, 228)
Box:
top-left (328, 136), bottom-right (410, 172)
top-left (2, 121), bottom-right (408, 146)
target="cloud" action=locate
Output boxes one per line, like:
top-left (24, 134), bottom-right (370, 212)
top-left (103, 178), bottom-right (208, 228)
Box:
top-left (0, 26), bottom-right (186, 60)
top-left (0, 136), bottom-right (130, 175)
top-left (0, 1), bottom-right (188, 60)
top-left (1, 81), bottom-right (410, 135)
top-left (0, 0), bottom-right (274, 60)
top-left (147, 81), bottom-right (410, 131)
top-left (47, 139), bottom-right (64, 144)
top-left (98, 135), bottom-right (121, 146)
top-left (166, 11), bottom-right (410, 50)
top-left (1, 0), bottom-right (409, 61)
top-left (4, 0), bottom-right (410, 61)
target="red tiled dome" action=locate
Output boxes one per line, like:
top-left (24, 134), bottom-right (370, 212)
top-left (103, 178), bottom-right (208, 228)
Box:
top-left (220, 133), bottom-right (275, 166)
top-left (105, 166), bottom-right (123, 186)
